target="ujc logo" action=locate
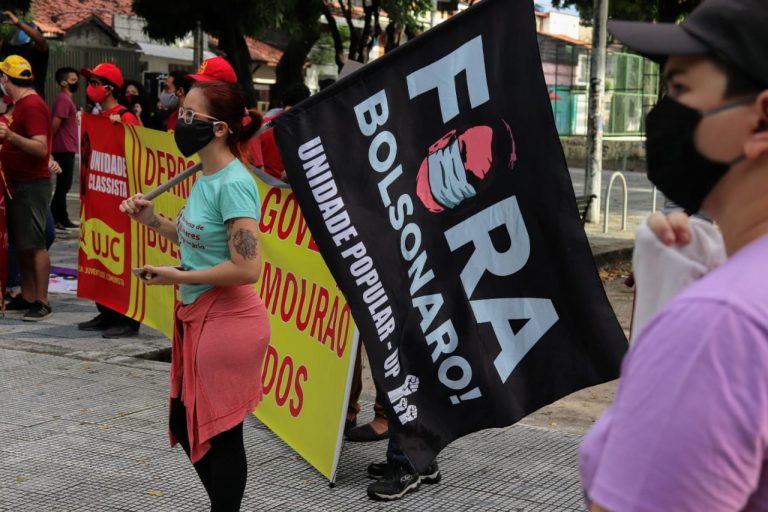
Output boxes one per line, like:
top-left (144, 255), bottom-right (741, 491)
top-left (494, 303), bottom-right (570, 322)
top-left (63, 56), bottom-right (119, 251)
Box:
top-left (81, 218), bottom-right (125, 276)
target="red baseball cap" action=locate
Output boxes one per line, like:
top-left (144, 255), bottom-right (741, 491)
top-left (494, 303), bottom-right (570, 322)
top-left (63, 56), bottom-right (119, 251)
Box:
top-left (80, 63), bottom-right (124, 88)
top-left (188, 56), bottom-right (237, 83)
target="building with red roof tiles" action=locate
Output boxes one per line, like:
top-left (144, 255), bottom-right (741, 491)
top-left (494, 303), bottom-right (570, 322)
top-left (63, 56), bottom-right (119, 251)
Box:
top-left (29, 0), bottom-right (283, 106)
top-left (33, 0), bottom-right (135, 39)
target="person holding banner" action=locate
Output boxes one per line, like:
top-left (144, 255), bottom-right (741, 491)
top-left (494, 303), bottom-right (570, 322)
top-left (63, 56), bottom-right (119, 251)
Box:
top-left (165, 58), bottom-right (237, 133)
top-left (119, 79), bottom-right (266, 511)
top-left (580, 1), bottom-right (768, 510)
top-left (77, 62), bottom-right (142, 338)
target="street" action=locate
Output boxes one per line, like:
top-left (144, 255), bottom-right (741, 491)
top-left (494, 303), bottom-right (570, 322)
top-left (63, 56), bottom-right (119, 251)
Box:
top-left (0, 228), bottom-right (633, 511)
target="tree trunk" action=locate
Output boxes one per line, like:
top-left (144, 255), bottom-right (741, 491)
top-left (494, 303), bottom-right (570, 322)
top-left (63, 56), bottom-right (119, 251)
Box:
top-left (339, 0), bottom-right (361, 63)
top-left (356, 3), bottom-right (375, 62)
top-left (384, 22), bottom-right (403, 53)
top-left (321, 3), bottom-right (346, 73)
top-left (216, 20), bottom-right (256, 107)
top-left (273, 3), bottom-right (321, 105)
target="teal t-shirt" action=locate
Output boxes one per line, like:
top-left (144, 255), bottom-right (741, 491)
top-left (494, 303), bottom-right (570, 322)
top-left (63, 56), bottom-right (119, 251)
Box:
top-left (177, 159), bottom-right (261, 304)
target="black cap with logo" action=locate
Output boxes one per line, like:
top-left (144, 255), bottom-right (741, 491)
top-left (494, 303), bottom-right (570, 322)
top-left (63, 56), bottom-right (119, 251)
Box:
top-left (608, 0), bottom-right (768, 88)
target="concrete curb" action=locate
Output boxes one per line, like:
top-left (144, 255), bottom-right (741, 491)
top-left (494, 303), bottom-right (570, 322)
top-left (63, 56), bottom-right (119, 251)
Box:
top-left (593, 245), bottom-right (634, 269)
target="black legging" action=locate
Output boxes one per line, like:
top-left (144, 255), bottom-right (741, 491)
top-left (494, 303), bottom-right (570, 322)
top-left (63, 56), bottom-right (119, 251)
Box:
top-left (169, 398), bottom-right (247, 512)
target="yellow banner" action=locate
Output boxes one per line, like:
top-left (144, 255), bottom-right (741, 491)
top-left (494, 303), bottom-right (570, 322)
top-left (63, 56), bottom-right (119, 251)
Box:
top-left (255, 184), bottom-right (357, 479)
top-left (117, 124), bottom-right (356, 480)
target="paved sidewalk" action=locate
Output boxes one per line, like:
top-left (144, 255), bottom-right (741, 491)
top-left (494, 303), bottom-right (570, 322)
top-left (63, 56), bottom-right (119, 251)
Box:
top-left (0, 173), bottom-right (638, 511)
top-left (0, 340), bottom-right (584, 511)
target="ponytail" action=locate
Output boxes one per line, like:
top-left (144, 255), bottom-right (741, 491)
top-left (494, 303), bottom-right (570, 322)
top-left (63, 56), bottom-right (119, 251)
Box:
top-left (239, 108), bottom-right (263, 144)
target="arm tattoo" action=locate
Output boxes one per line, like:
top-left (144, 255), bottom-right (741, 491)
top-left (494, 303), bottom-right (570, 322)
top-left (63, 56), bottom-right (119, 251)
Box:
top-left (231, 227), bottom-right (259, 260)
top-left (149, 215), bottom-right (162, 230)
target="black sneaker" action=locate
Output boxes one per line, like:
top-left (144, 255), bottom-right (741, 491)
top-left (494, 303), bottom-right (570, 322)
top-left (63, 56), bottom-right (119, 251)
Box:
top-left (23, 301), bottom-right (52, 322)
top-left (367, 460), bottom-right (391, 480)
top-left (366, 463), bottom-right (420, 501)
top-left (78, 314), bottom-right (109, 331)
top-left (419, 462), bottom-right (441, 485)
top-left (102, 323), bottom-right (139, 339)
top-left (5, 295), bottom-right (34, 311)
top-left (61, 220), bottom-right (78, 229)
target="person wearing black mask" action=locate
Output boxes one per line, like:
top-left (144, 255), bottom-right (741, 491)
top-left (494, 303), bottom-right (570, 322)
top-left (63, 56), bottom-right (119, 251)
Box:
top-left (120, 80), bottom-right (265, 512)
top-left (579, 1), bottom-right (768, 510)
top-left (120, 79), bottom-right (151, 127)
top-left (50, 67), bottom-right (79, 230)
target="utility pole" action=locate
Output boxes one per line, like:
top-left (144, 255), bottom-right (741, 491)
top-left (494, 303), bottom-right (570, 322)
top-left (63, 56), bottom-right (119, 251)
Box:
top-left (584, 0), bottom-right (609, 223)
top-left (193, 21), bottom-right (204, 71)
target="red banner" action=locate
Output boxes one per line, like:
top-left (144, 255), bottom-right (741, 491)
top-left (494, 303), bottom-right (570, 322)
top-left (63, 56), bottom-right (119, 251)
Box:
top-left (78, 115), bottom-right (133, 311)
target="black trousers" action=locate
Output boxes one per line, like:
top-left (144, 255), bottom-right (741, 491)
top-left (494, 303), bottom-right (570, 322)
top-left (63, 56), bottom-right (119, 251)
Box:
top-left (95, 303), bottom-right (140, 330)
top-left (51, 152), bottom-right (75, 224)
top-left (169, 398), bottom-right (247, 512)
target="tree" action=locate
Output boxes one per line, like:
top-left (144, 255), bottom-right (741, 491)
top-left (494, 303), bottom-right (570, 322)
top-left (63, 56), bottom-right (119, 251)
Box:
top-left (132, 0), bottom-right (289, 106)
top-left (271, 0), bottom-right (432, 101)
top-left (273, 1), bottom-right (325, 103)
top-left (319, 0), bottom-right (432, 72)
top-left (551, 0), bottom-right (701, 23)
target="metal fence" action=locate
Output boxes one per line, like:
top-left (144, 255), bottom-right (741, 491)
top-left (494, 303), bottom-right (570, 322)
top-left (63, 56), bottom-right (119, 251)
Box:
top-left (544, 43), bottom-right (659, 137)
top-left (44, 42), bottom-right (142, 109)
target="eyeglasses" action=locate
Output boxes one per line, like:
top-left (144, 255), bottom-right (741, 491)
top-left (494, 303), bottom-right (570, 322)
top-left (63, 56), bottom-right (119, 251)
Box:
top-left (177, 107), bottom-right (231, 132)
top-left (88, 79), bottom-right (107, 87)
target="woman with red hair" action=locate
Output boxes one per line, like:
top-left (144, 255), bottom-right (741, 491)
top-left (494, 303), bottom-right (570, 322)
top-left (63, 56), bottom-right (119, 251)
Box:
top-left (120, 80), bottom-right (266, 511)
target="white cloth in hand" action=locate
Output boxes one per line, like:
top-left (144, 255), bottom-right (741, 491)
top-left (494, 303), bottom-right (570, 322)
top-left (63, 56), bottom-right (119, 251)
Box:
top-left (631, 216), bottom-right (726, 342)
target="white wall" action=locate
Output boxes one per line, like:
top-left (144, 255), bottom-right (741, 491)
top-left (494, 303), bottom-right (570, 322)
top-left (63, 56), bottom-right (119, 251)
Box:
top-left (113, 14), bottom-right (151, 44)
top-left (542, 12), bottom-right (581, 39)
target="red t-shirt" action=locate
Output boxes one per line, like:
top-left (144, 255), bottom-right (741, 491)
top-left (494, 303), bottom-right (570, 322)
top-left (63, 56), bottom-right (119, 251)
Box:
top-left (167, 110), bottom-right (179, 132)
top-left (248, 114), bottom-right (284, 179)
top-left (0, 94), bottom-right (52, 182)
top-left (101, 104), bottom-right (140, 126)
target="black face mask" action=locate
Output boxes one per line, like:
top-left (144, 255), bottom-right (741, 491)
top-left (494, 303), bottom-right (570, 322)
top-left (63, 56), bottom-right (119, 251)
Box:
top-left (645, 96), bottom-right (751, 213)
top-left (174, 119), bottom-right (217, 157)
top-left (68, 82), bottom-right (79, 93)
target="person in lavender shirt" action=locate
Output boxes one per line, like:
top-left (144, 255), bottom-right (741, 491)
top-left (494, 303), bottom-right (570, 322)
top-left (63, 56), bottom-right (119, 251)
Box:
top-left (579, 1), bottom-right (768, 510)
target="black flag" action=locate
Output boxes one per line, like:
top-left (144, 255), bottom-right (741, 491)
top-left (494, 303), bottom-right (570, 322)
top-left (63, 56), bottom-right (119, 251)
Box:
top-left (274, 0), bottom-right (627, 472)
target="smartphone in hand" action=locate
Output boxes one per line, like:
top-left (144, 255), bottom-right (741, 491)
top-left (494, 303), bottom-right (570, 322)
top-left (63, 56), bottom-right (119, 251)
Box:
top-left (132, 266), bottom-right (185, 280)
top-left (132, 268), bottom-right (156, 280)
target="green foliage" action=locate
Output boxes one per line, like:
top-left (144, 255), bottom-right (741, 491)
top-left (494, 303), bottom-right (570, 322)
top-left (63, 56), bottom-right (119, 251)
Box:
top-left (551, 0), bottom-right (701, 23)
top-left (381, 0), bottom-right (433, 31)
top-left (131, 0), bottom-right (289, 42)
top-left (310, 32), bottom-right (337, 65)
